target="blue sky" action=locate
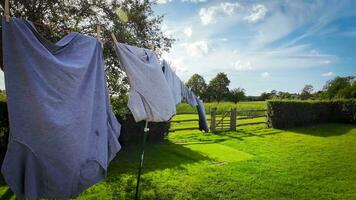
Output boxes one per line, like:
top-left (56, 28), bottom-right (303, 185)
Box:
top-left (153, 0), bottom-right (356, 95)
top-left (0, 1), bottom-right (355, 96)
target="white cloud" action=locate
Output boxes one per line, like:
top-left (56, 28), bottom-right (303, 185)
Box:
top-left (261, 72), bottom-right (270, 78)
top-left (199, 2), bottom-right (240, 25)
top-left (184, 40), bottom-right (209, 57)
top-left (182, 0), bottom-right (206, 3)
top-left (233, 60), bottom-right (253, 71)
top-left (321, 72), bottom-right (334, 77)
top-left (322, 60), bottom-right (331, 64)
top-left (156, 0), bottom-right (172, 4)
top-left (244, 4), bottom-right (267, 23)
top-left (183, 26), bottom-right (192, 37)
top-left (341, 30), bottom-right (356, 37)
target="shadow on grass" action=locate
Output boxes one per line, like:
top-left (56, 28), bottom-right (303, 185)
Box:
top-left (101, 141), bottom-right (213, 199)
top-left (284, 123), bottom-right (356, 137)
top-left (0, 141), bottom-right (212, 199)
top-left (212, 125), bottom-right (283, 141)
top-left (108, 141), bottom-right (212, 176)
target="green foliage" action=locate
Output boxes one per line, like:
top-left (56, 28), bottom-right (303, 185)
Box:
top-left (300, 84), bottom-right (313, 100)
top-left (0, 99), bottom-right (8, 150)
top-left (267, 100), bottom-right (356, 128)
top-left (321, 76), bottom-right (356, 99)
top-left (0, 90), bottom-right (6, 101)
top-left (110, 95), bottom-right (129, 119)
top-left (229, 88), bottom-right (246, 103)
top-left (259, 90), bottom-right (278, 100)
top-left (185, 74), bottom-right (207, 99)
top-left (207, 72), bottom-right (230, 102)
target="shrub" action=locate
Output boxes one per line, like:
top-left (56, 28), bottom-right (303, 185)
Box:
top-left (267, 100), bottom-right (356, 128)
top-left (0, 99), bottom-right (9, 152)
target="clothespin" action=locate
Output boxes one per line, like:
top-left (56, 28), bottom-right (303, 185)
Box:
top-left (111, 32), bottom-right (118, 44)
top-left (96, 24), bottom-right (101, 41)
top-left (96, 24), bottom-right (104, 47)
top-left (4, 0), bottom-right (10, 22)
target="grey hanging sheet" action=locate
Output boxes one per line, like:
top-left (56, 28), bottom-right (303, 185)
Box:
top-left (181, 81), bottom-right (198, 106)
top-left (113, 42), bottom-right (176, 122)
top-left (196, 96), bottom-right (209, 132)
top-left (1, 17), bottom-right (121, 199)
top-left (161, 60), bottom-right (182, 105)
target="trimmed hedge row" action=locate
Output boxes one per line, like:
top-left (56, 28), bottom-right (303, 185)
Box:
top-left (267, 100), bottom-right (356, 128)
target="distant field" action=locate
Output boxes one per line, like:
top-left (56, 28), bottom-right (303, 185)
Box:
top-left (176, 101), bottom-right (266, 114)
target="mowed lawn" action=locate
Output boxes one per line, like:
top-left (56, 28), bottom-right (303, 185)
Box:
top-left (88, 124), bottom-right (355, 199)
top-left (0, 101), bottom-right (355, 199)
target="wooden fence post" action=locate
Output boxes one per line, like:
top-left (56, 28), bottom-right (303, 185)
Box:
top-left (230, 108), bottom-right (237, 131)
top-left (210, 107), bottom-right (217, 132)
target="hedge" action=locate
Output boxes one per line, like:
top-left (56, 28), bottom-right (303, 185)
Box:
top-left (267, 100), bottom-right (356, 128)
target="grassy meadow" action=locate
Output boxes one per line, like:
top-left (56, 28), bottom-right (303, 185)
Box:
top-left (0, 101), bottom-right (355, 199)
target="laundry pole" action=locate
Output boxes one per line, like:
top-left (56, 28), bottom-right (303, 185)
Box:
top-left (135, 120), bottom-right (149, 200)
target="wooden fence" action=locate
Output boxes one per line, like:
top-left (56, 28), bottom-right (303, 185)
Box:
top-left (169, 107), bottom-right (267, 132)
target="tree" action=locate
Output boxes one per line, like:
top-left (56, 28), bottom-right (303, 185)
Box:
top-left (0, 0), bottom-right (174, 97)
top-left (321, 76), bottom-right (355, 99)
top-left (259, 92), bottom-right (269, 101)
top-left (259, 90), bottom-right (279, 101)
top-left (300, 84), bottom-right (314, 100)
top-left (229, 88), bottom-right (246, 104)
top-left (0, 90), bottom-right (5, 100)
top-left (207, 72), bottom-right (230, 102)
top-left (277, 91), bottom-right (293, 99)
top-left (186, 74), bottom-right (207, 99)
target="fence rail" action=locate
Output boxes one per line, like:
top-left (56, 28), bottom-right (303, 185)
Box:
top-left (169, 108), bottom-right (267, 132)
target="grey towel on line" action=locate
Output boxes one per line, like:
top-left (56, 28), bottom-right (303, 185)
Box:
top-left (161, 60), bottom-right (182, 105)
top-left (113, 42), bottom-right (176, 122)
top-left (1, 17), bottom-right (121, 199)
top-left (161, 60), bottom-right (208, 132)
top-left (196, 97), bottom-right (209, 132)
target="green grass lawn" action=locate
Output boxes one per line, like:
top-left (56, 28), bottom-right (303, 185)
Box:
top-left (1, 122), bottom-right (355, 200)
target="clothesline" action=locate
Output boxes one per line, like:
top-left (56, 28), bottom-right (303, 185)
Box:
top-left (1, 1), bottom-right (208, 199)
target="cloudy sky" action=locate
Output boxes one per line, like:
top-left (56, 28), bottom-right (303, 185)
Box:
top-left (154, 0), bottom-right (356, 95)
top-left (0, 1), bottom-right (355, 95)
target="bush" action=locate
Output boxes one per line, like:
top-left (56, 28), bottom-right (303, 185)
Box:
top-left (0, 99), bottom-right (9, 152)
top-left (267, 100), bottom-right (356, 128)
top-left (117, 114), bottom-right (170, 145)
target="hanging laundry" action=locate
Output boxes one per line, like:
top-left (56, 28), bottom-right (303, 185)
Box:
top-left (181, 81), bottom-right (198, 106)
top-left (1, 17), bottom-right (121, 199)
top-left (161, 60), bottom-right (182, 105)
top-left (196, 97), bottom-right (209, 132)
top-left (113, 42), bottom-right (176, 122)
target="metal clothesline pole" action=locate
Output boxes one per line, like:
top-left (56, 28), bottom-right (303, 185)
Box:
top-left (135, 120), bottom-right (149, 200)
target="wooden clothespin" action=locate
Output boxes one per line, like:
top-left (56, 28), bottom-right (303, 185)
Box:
top-left (4, 0), bottom-right (10, 22)
top-left (96, 24), bottom-right (101, 41)
top-left (96, 24), bottom-right (104, 47)
top-left (111, 32), bottom-right (118, 44)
